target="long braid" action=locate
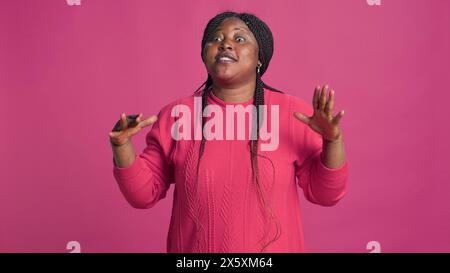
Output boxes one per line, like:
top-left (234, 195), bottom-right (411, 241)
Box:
top-left (251, 74), bottom-right (282, 253)
top-left (196, 75), bottom-right (212, 179)
top-left (194, 11), bottom-right (283, 252)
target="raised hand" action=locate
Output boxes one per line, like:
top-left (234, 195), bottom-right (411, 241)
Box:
top-left (109, 112), bottom-right (158, 147)
top-left (293, 84), bottom-right (344, 142)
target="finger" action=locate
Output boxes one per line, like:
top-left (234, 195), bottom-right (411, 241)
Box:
top-left (293, 112), bottom-right (310, 125)
top-left (126, 125), bottom-right (142, 137)
top-left (140, 115), bottom-right (158, 128)
top-left (313, 85), bottom-right (320, 110)
top-left (319, 84), bottom-right (328, 111)
top-left (332, 110), bottom-right (345, 125)
top-left (109, 131), bottom-right (121, 138)
top-left (135, 113), bottom-right (143, 123)
top-left (324, 89), bottom-right (335, 118)
top-left (119, 113), bottom-right (128, 130)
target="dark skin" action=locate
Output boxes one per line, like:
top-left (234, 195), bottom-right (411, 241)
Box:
top-left (294, 85), bottom-right (346, 168)
top-left (202, 17), bottom-right (262, 103)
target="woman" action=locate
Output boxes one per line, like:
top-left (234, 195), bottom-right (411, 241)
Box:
top-left (109, 11), bottom-right (348, 253)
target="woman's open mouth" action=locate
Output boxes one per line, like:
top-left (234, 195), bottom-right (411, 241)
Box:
top-left (216, 56), bottom-right (237, 64)
top-left (215, 52), bottom-right (238, 64)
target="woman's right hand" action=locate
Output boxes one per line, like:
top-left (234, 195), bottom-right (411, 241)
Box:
top-left (109, 113), bottom-right (158, 147)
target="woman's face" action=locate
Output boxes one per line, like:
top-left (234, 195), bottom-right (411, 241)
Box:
top-left (202, 17), bottom-right (261, 86)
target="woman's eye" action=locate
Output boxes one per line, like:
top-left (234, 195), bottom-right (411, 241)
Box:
top-left (210, 36), bottom-right (245, 43)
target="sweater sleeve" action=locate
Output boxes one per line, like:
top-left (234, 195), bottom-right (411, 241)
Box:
top-left (112, 105), bottom-right (175, 209)
top-left (291, 96), bottom-right (349, 207)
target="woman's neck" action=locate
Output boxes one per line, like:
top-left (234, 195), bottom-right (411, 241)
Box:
top-left (211, 80), bottom-right (256, 103)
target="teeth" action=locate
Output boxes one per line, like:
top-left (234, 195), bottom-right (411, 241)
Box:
top-left (219, 56), bottom-right (234, 61)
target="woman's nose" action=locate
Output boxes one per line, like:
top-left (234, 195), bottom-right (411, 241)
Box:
top-left (219, 39), bottom-right (233, 51)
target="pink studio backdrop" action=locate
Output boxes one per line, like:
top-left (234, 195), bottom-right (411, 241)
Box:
top-left (1, 0), bottom-right (449, 253)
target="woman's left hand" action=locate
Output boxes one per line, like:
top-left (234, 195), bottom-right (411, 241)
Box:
top-left (294, 84), bottom-right (344, 142)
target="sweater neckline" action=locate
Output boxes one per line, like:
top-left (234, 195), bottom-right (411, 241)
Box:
top-left (207, 87), bottom-right (255, 107)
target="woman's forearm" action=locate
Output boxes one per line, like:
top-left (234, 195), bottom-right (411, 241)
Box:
top-left (111, 140), bottom-right (136, 168)
top-left (320, 133), bottom-right (346, 169)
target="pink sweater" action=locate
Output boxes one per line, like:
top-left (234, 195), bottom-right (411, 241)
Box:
top-left (112, 88), bottom-right (349, 253)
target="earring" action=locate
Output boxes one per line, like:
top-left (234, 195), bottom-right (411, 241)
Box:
top-left (257, 64), bottom-right (262, 74)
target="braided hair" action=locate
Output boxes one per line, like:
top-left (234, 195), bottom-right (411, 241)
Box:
top-left (193, 11), bottom-right (283, 252)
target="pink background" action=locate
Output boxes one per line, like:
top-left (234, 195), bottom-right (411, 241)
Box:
top-left (1, 0), bottom-right (449, 253)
